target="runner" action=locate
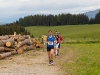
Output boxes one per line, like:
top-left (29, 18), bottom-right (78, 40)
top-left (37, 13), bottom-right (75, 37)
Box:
top-left (57, 32), bottom-right (63, 56)
top-left (54, 37), bottom-right (59, 57)
top-left (54, 32), bottom-right (60, 56)
top-left (46, 30), bottom-right (55, 66)
top-left (43, 34), bottom-right (47, 47)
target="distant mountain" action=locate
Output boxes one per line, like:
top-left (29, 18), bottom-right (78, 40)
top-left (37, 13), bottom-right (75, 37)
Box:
top-left (0, 22), bottom-right (7, 25)
top-left (85, 9), bottom-right (100, 19)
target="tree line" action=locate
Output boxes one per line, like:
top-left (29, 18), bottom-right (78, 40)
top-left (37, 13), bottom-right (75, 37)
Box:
top-left (10, 11), bottom-right (100, 26)
top-left (0, 25), bottom-right (33, 37)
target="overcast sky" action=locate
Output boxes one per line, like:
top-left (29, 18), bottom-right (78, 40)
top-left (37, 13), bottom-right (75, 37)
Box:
top-left (0, 0), bottom-right (100, 23)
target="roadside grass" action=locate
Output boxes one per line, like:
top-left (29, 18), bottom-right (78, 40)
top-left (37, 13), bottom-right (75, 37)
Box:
top-left (60, 44), bottom-right (100, 75)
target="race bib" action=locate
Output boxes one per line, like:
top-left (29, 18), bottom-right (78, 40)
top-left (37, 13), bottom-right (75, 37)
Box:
top-left (48, 42), bottom-right (53, 45)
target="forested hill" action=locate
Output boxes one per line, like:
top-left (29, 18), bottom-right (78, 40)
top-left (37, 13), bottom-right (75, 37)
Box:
top-left (11, 11), bottom-right (100, 26)
top-left (0, 25), bottom-right (31, 36)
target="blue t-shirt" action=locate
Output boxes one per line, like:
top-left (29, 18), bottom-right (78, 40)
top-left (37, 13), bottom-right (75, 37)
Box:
top-left (47, 35), bottom-right (54, 48)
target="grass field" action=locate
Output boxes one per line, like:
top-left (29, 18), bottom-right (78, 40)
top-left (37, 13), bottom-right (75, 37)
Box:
top-left (60, 44), bottom-right (100, 75)
top-left (26, 24), bottom-right (100, 38)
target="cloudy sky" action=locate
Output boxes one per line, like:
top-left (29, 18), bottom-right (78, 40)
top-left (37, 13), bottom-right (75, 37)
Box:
top-left (0, 0), bottom-right (100, 23)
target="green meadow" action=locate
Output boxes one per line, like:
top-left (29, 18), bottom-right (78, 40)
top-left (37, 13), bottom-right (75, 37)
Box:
top-left (26, 24), bottom-right (100, 38)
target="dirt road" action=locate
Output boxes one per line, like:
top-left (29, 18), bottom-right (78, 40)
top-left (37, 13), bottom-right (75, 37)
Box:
top-left (0, 49), bottom-right (63, 75)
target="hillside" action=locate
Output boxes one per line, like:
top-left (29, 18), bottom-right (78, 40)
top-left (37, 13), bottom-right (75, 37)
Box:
top-left (25, 24), bottom-right (100, 38)
top-left (85, 9), bottom-right (100, 19)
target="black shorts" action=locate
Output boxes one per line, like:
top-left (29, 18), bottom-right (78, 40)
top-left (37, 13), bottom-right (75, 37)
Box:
top-left (47, 47), bottom-right (54, 52)
top-left (58, 44), bottom-right (60, 48)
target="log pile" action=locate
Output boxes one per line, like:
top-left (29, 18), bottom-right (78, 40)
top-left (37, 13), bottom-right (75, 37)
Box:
top-left (0, 34), bottom-right (34, 59)
top-left (32, 38), bottom-right (44, 49)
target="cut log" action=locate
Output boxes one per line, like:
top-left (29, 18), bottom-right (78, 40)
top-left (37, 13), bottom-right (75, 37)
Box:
top-left (17, 47), bottom-right (25, 54)
top-left (11, 36), bottom-right (19, 41)
top-left (32, 38), bottom-right (36, 43)
top-left (14, 32), bottom-right (16, 36)
top-left (0, 40), bottom-right (4, 47)
top-left (6, 39), bottom-right (14, 47)
top-left (4, 48), bottom-right (16, 51)
top-left (0, 36), bottom-right (9, 40)
top-left (39, 44), bottom-right (44, 48)
top-left (0, 47), bottom-right (5, 52)
top-left (22, 45), bottom-right (27, 51)
top-left (26, 45), bottom-right (34, 50)
top-left (2, 40), bottom-right (8, 46)
top-left (24, 35), bottom-right (30, 39)
top-left (2, 39), bottom-right (15, 48)
top-left (17, 37), bottom-right (25, 42)
top-left (11, 50), bottom-right (17, 55)
top-left (0, 52), bottom-right (12, 59)
top-left (17, 39), bottom-right (30, 48)
top-left (14, 42), bottom-right (18, 45)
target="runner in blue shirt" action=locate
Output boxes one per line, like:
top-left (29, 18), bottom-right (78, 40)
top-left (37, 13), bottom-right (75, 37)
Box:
top-left (46, 30), bottom-right (54, 66)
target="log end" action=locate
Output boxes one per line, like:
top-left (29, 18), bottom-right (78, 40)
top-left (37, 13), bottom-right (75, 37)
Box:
top-left (17, 48), bottom-right (23, 54)
top-left (6, 42), bottom-right (11, 47)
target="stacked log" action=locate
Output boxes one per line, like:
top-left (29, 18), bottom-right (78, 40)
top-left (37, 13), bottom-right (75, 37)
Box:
top-left (32, 38), bottom-right (44, 48)
top-left (0, 35), bottom-right (9, 40)
top-left (0, 34), bottom-right (35, 59)
top-left (0, 47), bottom-right (5, 52)
top-left (0, 52), bottom-right (12, 59)
top-left (0, 40), bottom-right (4, 47)
top-left (0, 33), bottom-right (44, 59)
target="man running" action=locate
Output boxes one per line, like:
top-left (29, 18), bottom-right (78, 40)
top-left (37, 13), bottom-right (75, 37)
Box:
top-left (46, 30), bottom-right (55, 66)
top-left (57, 32), bottom-right (63, 56)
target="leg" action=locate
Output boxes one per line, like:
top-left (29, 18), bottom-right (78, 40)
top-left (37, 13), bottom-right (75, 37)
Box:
top-left (50, 49), bottom-right (54, 60)
top-left (44, 41), bottom-right (45, 46)
top-left (57, 44), bottom-right (60, 56)
top-left (55, 47), bottom-right (58, 56)
top-left (47, 51), bottom-right (51, 62)
top-left (47, 48), bottom-right (51, 64)
top-left (47, 48), bottom-right (54, 65)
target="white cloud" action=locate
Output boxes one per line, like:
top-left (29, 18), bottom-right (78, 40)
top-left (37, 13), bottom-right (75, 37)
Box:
top-left (0, 0), bottom-right (100, 23)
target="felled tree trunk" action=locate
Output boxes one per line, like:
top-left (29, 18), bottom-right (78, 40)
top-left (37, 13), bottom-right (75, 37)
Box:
top-left (24, 35), bottom-right (30, 39)
top-left (0, 36), bottom-right (9, 40)
top-left (17, 47), bottom-right (25, 54)
top-left (22, 45), bottom-right (27, 51)
top-left (11, 50), bottom-right (17, 55)
top-left (4, 48), bottom-right (16, 51)
top-left (6, 39), bottom-right (15, 48)
top-left (17, 39), bottom-right (30, 48)
top-left (0, 52), bottom-right (12, 59)
top-left (2, 39), bottom-right (15, 48)
top-left (0, 40), bottom-right (4, 47)
top-left (2, 40), bottom-right (7, 45)
top-left (17, 37), bottom-right (25, 42)
top-left (10, 36), bottom-right (19, 41)
top-left (0, 47), bottom-right (5, 52)
top-left (26, 45), bottom-right (34, 50)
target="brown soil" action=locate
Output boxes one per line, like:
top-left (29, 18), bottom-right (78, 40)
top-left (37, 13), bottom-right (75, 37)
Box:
top-left (0, 47), bottom-right (73, 75)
